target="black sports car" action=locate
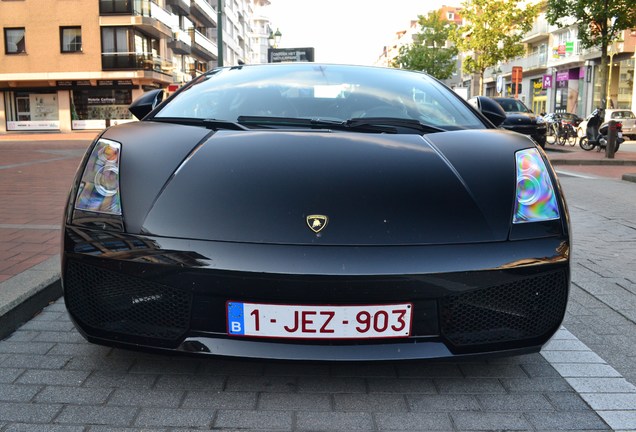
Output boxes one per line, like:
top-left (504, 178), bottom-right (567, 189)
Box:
top-left (488, 97), bottom-right (548, 148)
top-left (62, 63), bottom-right (570, 361)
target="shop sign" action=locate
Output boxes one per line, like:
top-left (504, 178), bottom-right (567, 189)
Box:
top-left (557, 45), bottom-right (566, 56)
top-left (543, 74), bottom-right (552, 89)
top-left (76, 80), bottom-right (92, 87)
top-left (98, 80), bottom-right (114, 87)
top-left (57, 81), bottom-right (74, 88)
top-left (565, 41), bottom-right (574, 53)
top-left (7, 121), bottom-right (60, 131)
top-left (533, 80), bottom-right (546, 96)
top-left (512, 66), bottom-right (523, 84)
top-left (87, 97), bottom-right (117, 105)
top-left (556, 71), bottom-right (569, 82)
top-left (116, 80), bottom-right (134, 86)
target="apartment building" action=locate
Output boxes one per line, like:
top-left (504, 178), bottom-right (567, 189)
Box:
top-left (0, 0), bottom-right (265, 133)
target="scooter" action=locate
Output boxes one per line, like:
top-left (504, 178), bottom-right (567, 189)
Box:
top-left (579, 108), bottom-right (624, 152)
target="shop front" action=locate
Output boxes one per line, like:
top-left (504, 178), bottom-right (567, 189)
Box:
top-left (554, 68), bottom-right (584, 116)
top-left (531, 78), bottom-right (547, 114)
top-left (3, 90), bottom-right (60, 131)
top-left (64, 80), bottom-right (136, 130)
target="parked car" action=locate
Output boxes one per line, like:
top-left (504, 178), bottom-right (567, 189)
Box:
top-left (62, 63), bottom-right (570, 361)
top-left (577, 109), bottom-right (636, 140)
top-left (490, 97), bottom-right (547, 148)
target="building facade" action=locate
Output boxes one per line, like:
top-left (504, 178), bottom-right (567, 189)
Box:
top-left (0, 0), bottom-right (267, 133)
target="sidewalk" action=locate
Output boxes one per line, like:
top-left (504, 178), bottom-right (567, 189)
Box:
top-left (0, 132), bottom-right (635, 338)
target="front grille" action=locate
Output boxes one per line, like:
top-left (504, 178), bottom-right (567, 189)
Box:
top-left (64, 261), bottom-right (192, 345)
top-left (440, 270), bottom-right (568, 348)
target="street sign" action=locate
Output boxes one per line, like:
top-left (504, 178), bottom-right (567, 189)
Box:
top-left (512, 66), bottom-right (523, 84)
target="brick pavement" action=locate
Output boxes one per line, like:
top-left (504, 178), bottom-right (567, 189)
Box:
top-left (2, 132), bottom-right (636, 430)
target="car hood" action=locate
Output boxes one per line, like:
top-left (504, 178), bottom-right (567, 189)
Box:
top-left (502, 113), bottom-right (538, 126)
top-left (103, 123), bottom-right (532, 246)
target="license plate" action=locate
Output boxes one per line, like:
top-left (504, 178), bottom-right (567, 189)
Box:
top-left (227, 302), bottom-right (412, 339)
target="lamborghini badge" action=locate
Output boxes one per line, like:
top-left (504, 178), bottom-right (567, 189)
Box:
top-left (306, 215), bottom-right (328, 233)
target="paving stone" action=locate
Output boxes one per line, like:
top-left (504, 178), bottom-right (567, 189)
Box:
top-left (580, 392), bottom-right (636, 410)
top-left (55, 405), bottom-right (137, 426)
top-left (3, 331), bottom-right (39, 342)
top-left (198, 358), bottom-right (266, 376)
top-left (459, 363), bottom-right (528, 378)
top-left (16, 369), bottom-right (89, 386)
top-left (82, 372), bottom-right (157, 389)
top-left (407, 394), bottom-right (480, 411)
top-left (106, 388), bottom-right (183, 408)
top-left (35, 385), bottom-right (112, 404)
top-left (134, 408), bottom-right (215, 428)
top-left (181, 390), bottom-right (257, 409)
top-left (597, 411), bottom-right (636, 430)
top-left (128, 357), bottom-right (201, 375)
top-left (62, 356), bottom-right (134, 372)
top-left (0, 383), bottom-right (41, 402)
top-left (545, 392), bottom-right (593, 411)
top-left (552, 363), bottom-right (623, 378)
top-left (333, 393), bottom-right (408, 412)
top-left (565, 377), bottom-right (636, 393)
top-left (329, 362), bottom-right (398, 377)
top-left (1, 354), bottom-right (70, 370)
top-left (225, 375), bottom-right (297, 392)
top-left (154, 373), bottom-right (225, 391)
top-left (88, 428), bottom-right (166, 432)
top-left (451, 412), bottom-right (531, 431)
top-left (435, 378), bottom-right (507, 394)
top-left (541, 350), bottom-right (606, 364)
top-left (32, 332), bottom-right (85, 343)
top-left (0, 368), bottom-right (24, 383)
top-left (0, 402), bottom-right (62, 423)
top-left (476, 393), bottom-right (554, 411)
top-left (525, 411), bottom-right (611, 430)
top-left (263, 362), bottom-right (330, 376)
top-left (501, 377), bottom-right (574, 393)
top-left (296, 411), bottom-right (373, 431)
top-left (4, 425), bottom-right (85, 432)
top-left (367, 377), bottom-right (436, 394)
top-left (396, 362), bottom-right (463, 378)
top-left (214, 410), bottom-right (292, 430)
top-left (258, 392), bottom-right (332, 411)
top-left (297, 376), bottom-right (366, 393)
top-left (375, 412), bottom-right (453, 431)
top-left (0, 342), bottom-right (54, 355)
top-left (47, 343), bottom-right (111, 357)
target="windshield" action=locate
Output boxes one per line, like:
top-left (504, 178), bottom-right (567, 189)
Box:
top-left (153, 64), bottom-right (486, 130)
top-left (496, 99), bottom-right (530, 113)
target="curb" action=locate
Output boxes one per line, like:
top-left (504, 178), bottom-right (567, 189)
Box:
top-left (0, 256), bottom-right (62, 340)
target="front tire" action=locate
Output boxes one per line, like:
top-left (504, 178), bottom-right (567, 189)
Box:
top-left (579, 137), bottom-right (594, 151)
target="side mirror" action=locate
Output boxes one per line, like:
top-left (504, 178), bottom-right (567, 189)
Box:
top-left (468, 96), bottom-right (507, 127)
top-left (129, 89), bottom-right (165, 120)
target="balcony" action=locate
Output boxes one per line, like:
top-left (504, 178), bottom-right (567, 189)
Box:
top-left (99, 0), bottom-right (175, 38)
top-left (166, 0), bottom-right (190, 14)
top-left (168, 30), bottom-right (192, 55)
top-left (521, 20), bottom-right (549, 44)
top-left (190, 0), bottom-right (217, 27)
top-left (102, 51), bottom-right (173, 75)
top-left (189, 28), bottom-right (217, 61)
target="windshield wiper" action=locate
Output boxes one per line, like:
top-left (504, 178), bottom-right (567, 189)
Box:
top-left (151, 117), bottom-right (249, 131)
top-left (345, 117), bottom-right (446, 134)
top-left (236, 115), bottom-right (396, 133)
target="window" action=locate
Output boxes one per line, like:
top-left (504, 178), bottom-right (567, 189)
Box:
top-left (4, 27), bottom-right (25, 54)
top-left (61, 27), bottom-right (82, 53)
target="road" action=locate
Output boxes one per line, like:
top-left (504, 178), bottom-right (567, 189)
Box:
top-left (0, 137), bottom-right (635, 431)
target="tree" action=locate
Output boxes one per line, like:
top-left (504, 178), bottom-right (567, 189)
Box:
top-left (450, 0), bottom-right (539, 95)
top-left (546, 0), bottom-right (636, 112)
top-left (391, 11), bottom-right (458, 80)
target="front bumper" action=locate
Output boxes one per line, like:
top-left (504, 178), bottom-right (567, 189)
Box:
top-left (62, 227), bottom-right (570, 361)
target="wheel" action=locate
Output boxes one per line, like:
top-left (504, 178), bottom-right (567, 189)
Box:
top-left (577, 127), bottom-right (585, 138)
top-left (579, 137), bottom-right (594, 151)
top-left (546, 124), bottom-right (557, 145)
top-left (557, 129), bottom-right (567, 146)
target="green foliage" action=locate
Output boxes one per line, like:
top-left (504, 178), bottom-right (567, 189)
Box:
top-left (450, 0), bottom-right (539, 93)
top-left (392, 11), bottom-right (458, 80)
top-left (546, 0), bottom-right (636, 110)
top-left (546, 0), bottom-right (636, 50)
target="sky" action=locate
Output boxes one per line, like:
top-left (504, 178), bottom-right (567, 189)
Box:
top-left (263, 0), bottom-right (461, 66)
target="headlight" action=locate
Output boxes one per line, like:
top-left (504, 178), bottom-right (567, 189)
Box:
top-left (513, 148), bottom-right (559, 224)
top-left (75, 139), bottom-right (122, 215)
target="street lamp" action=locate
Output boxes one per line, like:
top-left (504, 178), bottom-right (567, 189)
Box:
top-left (268, 28), bottom-right (282, 48)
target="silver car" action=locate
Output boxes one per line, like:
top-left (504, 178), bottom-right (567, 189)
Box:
top-left (577, 109), bottom-right (636, 140)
